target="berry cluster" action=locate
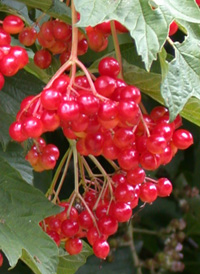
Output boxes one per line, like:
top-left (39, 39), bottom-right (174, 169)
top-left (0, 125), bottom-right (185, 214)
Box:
top-left (40, 174), bottom-right (173, 259)
top-left (9, 56), bottom-right (193, 171)
top-left (0, 15), bottom-right (28, 90)
top-left (25, 137), bottom-right (59, 172)
top-left (9, 55), bottom-right (193, 259)
top-left (86, 20), bottom-right (128, 52)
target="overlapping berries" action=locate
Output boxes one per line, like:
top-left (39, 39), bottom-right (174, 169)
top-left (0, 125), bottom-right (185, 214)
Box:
top-left (1, 6), bottom-right (194, 262)
top-left (0, 15), bottom-right (28, 90)
top-left (9, 55), bottom-right (193, 259)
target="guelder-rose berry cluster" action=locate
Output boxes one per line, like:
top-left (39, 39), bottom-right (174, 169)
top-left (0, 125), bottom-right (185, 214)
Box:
top-left (41, 175), bottom-right (173, 259)
top-left (0, 15), bottom-right (28, 90)
top-left (9, 56), bottom-right (193, 259)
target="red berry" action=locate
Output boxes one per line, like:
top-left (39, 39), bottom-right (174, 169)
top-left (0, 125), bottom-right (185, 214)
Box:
top-left (22, 116), bottom-right (43, 138)
top-left (34, 49), bottom-right (52, 69)
top-left (94, 75), bottom-right (116, 97)
top-left (9, 121), bottom-right (27, 142)
top-left (98, 215), bottom-right (118, 236)
top-left (169, 21), bottom-right (178, 36)
top-left (85, 131), bottom-right (105, 156)
top-left (0, 27), bottom-right (11, 45)
top-left (126, 167), bottom-right (146, 185)
top-left (0, 54), bottom-right (19, 76)
top-left (118, 100), bottom-right (140, 126)
top-left (87, 27), bottom-right (108, 52)
top-left (120, 85), bottom-right (141, 104)
top-left (58, 202), bottom-right (79, 222)
top-left (77, 93), bottom-right (99, 115)
top-left (78, 210), bottom-right (93, 229)
top-left (140, 151), bottom-right (161, 170)
top-left (9, 46), bottom-right (29, 69)
top-left (110, 202), bottom-right (132, 222)
top-left (52, 74), bottom-right (70, 93)
top-left (43, 144), bottom-right (60, 160)
top-left (0, 252), bottom-right (3, 267)
top-left (78, 38), bottom-right (88, 55)
top-left (93, 239), bottom-right (110, 259)
top-left (98, 57), bottom-right (120, 78)
top-left (58, 100), bottom-right (80, 122)
top-left (98, 100), bottom-right (118, 121)
top-left (41, 110), bottom-right (60, 132)
top-left (47, 231), bottom-right (60, 246)
top-left (118, 148), bottom-right (139, 170)
top-left (65, 238), bottom-right (83, 255)
top-left (157, 178), bottom-right (173, 197)
top-left (139, 182), bottom-right (158, 203)
top-left (114, 21), bottom-right (128, 33)
top-left (53, 21), bottom-right (72, 41)
top-left (196, 0), bottom-right (200, 6)
top-left (172, 129), bottom-right (193, 150)
top-left (96, 21), bottom-right (111, 35)
top-left (87, 226), bottom-right (100, 246)
top-left (146, 134), bottom-right (167, 154)
top-left (47, 216), bottom-right (62, 233)
top-left (114, 183), bottom-right (135, 203)
top-left (19, 27), bottom-right (37, 47)
top-left (113, 127), bottom-right (135, 148)
top-left (3, 15), bottom-right (24, 34)
top-left (41, 88), bottom-right (62, 110)
top-left (61, 219), bottom-right (79, 237)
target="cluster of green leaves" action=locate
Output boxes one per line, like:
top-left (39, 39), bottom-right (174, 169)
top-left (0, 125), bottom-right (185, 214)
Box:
top-left (0, 0), bottom-right (200, 274)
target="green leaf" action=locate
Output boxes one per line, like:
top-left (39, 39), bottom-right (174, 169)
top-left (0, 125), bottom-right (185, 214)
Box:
top-left (0, 142), bottom-right (33, 185)
top-left (157, 0), bottom-right (200, 23)
top-left (177, 20), bottom-right (200, 40)
top-left (0, 70), bottom-right (44, 149)
top-left (57, 242), bottom-right (93, 274)
top-left (0, 158), bottom-right (61, 274)
top-left (15, 0), bottom-right (52, 11)
top-left (75, 0), bottom-right (172, 70)
top-left (0, 0), bottom-right (33, 24)
top-left (161, 37), bottom-right (200, 121)
top-left (76, 246), bottom-right (136, 274)
top-left (0, 108), bottom-right (15, 150)
top-left (13, 0), bottom-right (71, 24)
top-left (47, 1), bottom-right (71, 24)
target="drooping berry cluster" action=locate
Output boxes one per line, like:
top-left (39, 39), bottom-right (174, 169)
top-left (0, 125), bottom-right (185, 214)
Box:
top-left (40, 173), bottom-right (173, 259)
top-left (9, 55), bottom-right (193, 259)
top-left (0, 15), bottom-right (28, 90)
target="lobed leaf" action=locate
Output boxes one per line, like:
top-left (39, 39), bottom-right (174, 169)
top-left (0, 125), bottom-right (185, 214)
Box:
top-left (0, 158), bottom-right (61, 274)
top-left (161, 37), bottom-right (200, 121)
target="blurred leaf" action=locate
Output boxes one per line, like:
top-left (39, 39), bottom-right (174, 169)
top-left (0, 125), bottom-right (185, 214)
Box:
top-left (0, 142), bottom-right (33, 184)
top-left (15, 0), bottom-right (52, 11)
top-left (0, 158), bottom-right (61, 274)
top-left (57, 242), bottom-right (92, 274)
top-left (47, 1), bottom-right (71, 24)
top-left (76, 246), bottom-right (136, 274)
